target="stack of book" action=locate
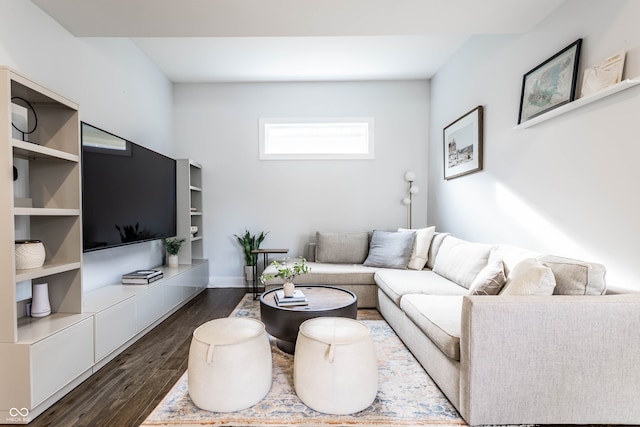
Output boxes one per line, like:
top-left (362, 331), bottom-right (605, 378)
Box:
top-left (274, 289), bottom-right (308, 307)
top-left (122, 269), bottom-right (163, 285)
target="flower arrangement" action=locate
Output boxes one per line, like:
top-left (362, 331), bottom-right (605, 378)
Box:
top-left (260, 257), bottom-right (310, 284)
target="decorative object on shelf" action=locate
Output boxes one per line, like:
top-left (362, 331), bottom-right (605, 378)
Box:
top-left (402, 171), bottom-right (419, 228)
top-left (260, 257), bottom-right (311, 297)
top-left (443, 106), bottom-right (483, 180)
top-left (11, 96), bottom-right (38, 142)
top-left (581, 51), bottom-right (626, 98)
top-left (518, 39), bottom-right (582, 124)
top-left (234, 229), bottom-right (268, 281)
top-left (190, 225), bottom-right (199, 237)
top-left (31, 283), bottom-right (51, 317)
top-left (15, 240), bottom-right (46, 269)
top-left (164, 237), bottom-right (185, 267)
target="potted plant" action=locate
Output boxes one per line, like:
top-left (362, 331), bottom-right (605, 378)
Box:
top-left (234, 229), bottom-right (268, 281)
top-left (260, 257), bottom-right (311, 297)
top-left (164, 237), bottom-right (185, 267)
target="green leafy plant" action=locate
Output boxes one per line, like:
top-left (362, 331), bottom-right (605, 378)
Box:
top-left (260, 257), bottom-right (310, 284)
top-left (234, 229), bottom-right (268, 266)
top-left (163, 237), bottom-right (185, 256)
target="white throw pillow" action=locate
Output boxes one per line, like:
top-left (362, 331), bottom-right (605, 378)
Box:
top-left (468, 260), bottom-right (507, 295)
top-left (432, 236), bottom-right (493, 289)
top-left (398, 226), bottom-right (436, 270)
top-left (500, 258), bottom-right (556, 295)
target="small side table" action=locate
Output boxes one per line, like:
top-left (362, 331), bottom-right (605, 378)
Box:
top-left (251, 248), bottom-right (288, 299)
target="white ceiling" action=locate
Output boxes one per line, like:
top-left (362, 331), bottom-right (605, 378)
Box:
top-left (30, 0), bottom-right (565, 83)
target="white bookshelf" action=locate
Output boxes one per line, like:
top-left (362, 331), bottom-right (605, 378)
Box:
top-left (177, 159), bottom-right (204, 264)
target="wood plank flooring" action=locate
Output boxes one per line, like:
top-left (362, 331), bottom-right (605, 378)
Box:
top-left (24, 288), bottom-right (245, 427)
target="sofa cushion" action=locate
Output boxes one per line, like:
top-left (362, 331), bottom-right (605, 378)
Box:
top-left (432, 236), bottom-right (493, 289)
top-left (363, 230), bottom-right (416, 269)
top-left (315, 231), bottom-right (370, 264)
top-left (488, 244), bottom-right (541, 276)
top-left (538, 255), bottom-right (607, 295)
top-left (468, 259), bottom-right (507, 295)
top-left (262, 262), bottom-right (378, 286)
top-left (398, 226), bottom-right (436, 270)
top-left (401, 295), bottom-right (463, 361)
top-left (375, 269), bottom-right (467, 306)
top-left (500, 258), bottom-right (556, 295)
top-left (426, 232), bottom-right (450, 270)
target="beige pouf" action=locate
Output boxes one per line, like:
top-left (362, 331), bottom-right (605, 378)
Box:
top-left (294, 317), bottom-right (378, 414)
top-left (188, 317), bottom-right (272, 412)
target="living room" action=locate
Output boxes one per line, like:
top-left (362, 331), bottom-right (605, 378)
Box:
top-left (1, 0), bottom-right (639, 425)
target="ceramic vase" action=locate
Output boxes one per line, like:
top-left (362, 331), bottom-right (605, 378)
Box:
top-left (15, 240), bottom-right (46, 269)
top-left (168, 254), bottom-right (179, 267)
top-left (31, 283), bottom-right (51, 317)
top-left (283, 282), bottom-right (295, 297)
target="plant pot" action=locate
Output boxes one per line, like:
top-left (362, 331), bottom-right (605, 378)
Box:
top-left (168, 254), bottom-right (179, 267)
top-left (244, 266), bottom-right (254, 281)
top-left (283, 282), bottom-right (295, 298)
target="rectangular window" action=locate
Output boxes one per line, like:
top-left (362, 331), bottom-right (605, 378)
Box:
top-left (259, 117), bottom-right (374, 160)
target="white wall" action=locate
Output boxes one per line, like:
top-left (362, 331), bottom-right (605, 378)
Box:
top-left (0, 0), bottom-right (174, 292)
top-left (428, 0), bottom-right (640, 291)
top-left (173, 81), bottom-right (430, 285)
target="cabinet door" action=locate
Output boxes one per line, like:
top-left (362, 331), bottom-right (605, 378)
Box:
top-left (136, 284), bottom-right (164, 332)
top-left (30, 317), bottom-right (93, 407)
top-left (95, 297), bottom-right (136, 362)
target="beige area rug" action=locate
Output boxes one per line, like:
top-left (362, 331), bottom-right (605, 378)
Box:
top-left (141, 295), bottom-right (467, 427)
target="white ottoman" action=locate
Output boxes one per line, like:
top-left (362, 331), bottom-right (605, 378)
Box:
top-left (293, 317), bottom-right (378, 414)
top-left (188, 317), bottom-right (272, 412)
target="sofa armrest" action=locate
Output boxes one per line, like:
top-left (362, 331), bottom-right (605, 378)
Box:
top-left (459, 294), bottom-right (640, 425)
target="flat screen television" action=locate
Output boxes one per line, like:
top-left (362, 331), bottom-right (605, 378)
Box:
top-left (81, 122), bottom-right (177, 252)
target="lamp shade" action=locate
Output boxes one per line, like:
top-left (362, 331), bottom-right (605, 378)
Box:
top-left (404, 171), bottom-right (416, 182)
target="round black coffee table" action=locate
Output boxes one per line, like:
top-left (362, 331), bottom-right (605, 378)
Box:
top-left (259, 285), bottom-right (357, 354)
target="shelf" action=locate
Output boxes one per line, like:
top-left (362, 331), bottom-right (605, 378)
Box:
top-left (191, 236), bottom-right (203, 242)
top-left (16, 312), bottom-right (92, 344)
top-left (14, 207), bottom-right (81, 216)
top-left (12, 139), bottom-right (79, 162)
top-left (515, 77), bottom-right (640, 129)
top-left (190, 211), bottom-right (202, 216)
top-left (190, 185), bottom-right (202, 192)
top-left (15, 261), bottom-right (81, 282)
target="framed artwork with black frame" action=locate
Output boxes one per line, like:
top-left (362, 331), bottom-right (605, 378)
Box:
top-left (443, 105), bottom-right (483, 180)
top-left (518, 39), bottom-right (582, 124)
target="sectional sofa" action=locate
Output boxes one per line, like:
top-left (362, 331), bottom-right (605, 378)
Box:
top-left (263, 229), bottom-right (640, 425)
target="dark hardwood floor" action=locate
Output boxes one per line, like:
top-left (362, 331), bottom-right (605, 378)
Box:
top-left (19, 288), bottom-right (245, 427)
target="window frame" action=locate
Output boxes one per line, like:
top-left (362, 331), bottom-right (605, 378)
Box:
top-left (259, 117), bottom-right (375, 160)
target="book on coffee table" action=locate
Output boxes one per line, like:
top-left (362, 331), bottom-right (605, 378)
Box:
top-left (275, 289), bottom-right (308, 306)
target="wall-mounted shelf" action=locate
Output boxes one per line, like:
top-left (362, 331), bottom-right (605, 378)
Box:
top-left (514, 77), bottom-right (640, 129)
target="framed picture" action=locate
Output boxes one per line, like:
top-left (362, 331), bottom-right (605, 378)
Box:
top-left (581, 51), bottom-right (626, 97)
top-left (443, 106), bottom-right (483, 180)
top-left (518, 39), bottom-right (582, 124)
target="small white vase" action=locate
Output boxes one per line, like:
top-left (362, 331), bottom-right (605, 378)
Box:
top-left (168, 254), bottom-right (179, 267)
top-left (283, 282), bottom-right (295, 297)
top-left (31, 283), bottom-right (51, 317)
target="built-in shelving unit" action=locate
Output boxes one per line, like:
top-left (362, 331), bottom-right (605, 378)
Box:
top-left (515, 77), bottom-right (640, 129)
top-left (177, 159), bottom-right (204, 264)
top-left (1, 66), bottom-right (87, 423)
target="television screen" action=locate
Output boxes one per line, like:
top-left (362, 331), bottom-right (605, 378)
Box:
top-left (81, 122), bottom-right (176, 252)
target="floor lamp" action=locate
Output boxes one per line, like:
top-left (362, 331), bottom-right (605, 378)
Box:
top-left (402, 171), bottom-right (419, 229)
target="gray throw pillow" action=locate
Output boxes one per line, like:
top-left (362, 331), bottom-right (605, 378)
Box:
top-left (315, 231), bottom-right (370, 264)
top-left (363, 230), bottom-right (416, 269)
